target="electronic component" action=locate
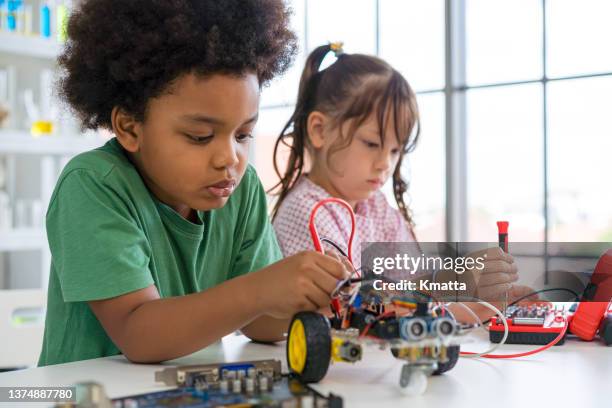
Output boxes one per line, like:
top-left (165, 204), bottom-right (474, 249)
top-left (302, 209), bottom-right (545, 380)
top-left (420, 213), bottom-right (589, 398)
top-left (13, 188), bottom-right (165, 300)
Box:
top-left (292, 197), bottom-right (463, 395)
top-left (105, 360), bottom-right (343, 408)
top-left (107, 376), bottom-right (342, 408)
top-left (490, 304), bottom-right (567, 345)
top-left (399, 317), bottom-right (428, 341)
top-left (432, 317), bottom-right (457, 338)
top-left (155, 359), bottom-right (280, 389)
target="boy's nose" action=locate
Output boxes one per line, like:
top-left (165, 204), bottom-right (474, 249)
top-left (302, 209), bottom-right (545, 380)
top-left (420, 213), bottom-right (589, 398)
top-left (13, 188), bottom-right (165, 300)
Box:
top-left (213, 139), bottom-right (240, 169)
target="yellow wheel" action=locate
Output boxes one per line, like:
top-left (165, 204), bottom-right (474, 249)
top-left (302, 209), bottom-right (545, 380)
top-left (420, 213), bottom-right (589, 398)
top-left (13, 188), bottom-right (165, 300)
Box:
top-left (286, 312), bottom-right (331, 383)
top-left (288, 319), bottom-right (307, 374)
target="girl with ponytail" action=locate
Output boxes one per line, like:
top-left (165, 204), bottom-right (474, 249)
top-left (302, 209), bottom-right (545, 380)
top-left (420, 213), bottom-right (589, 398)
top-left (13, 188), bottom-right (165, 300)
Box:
top-left (270, 43), bottom-right (421, 269)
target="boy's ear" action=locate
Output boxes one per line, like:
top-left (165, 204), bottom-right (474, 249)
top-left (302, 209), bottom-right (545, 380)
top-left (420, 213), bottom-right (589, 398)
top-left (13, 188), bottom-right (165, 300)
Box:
top-left (307, 111), bottom-right (329, 149)
top-left (111, 107), bottom-right (143, 153)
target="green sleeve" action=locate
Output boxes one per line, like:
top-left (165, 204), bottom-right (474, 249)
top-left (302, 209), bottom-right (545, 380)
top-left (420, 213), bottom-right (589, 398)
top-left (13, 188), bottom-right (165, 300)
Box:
top-left (230, 168), bottom-right (282, 278)
top-left (47, 169), bottom-right (154, 302)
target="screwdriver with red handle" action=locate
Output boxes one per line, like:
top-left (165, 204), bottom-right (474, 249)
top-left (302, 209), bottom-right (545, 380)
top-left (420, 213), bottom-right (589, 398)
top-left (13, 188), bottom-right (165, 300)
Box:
top-left (497, 221), bottom-right (509, 316)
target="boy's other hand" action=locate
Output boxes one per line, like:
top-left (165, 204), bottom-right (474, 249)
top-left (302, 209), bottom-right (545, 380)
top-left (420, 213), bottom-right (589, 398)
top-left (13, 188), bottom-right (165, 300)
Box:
top-left (253, 251), bottom-right (349, 319)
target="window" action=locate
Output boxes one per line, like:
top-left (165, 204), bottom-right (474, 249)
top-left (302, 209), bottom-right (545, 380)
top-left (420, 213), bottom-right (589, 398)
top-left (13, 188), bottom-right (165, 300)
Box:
top-left (466, 0), bottom-right (542, 86)
top-left (254, 0), bottom-right (612, 243)
top-left (547, 0), bottom-right (612, 78)
top-left (547, 77), bottom-right (612, 241)
top-left (379, 0), bottom-right (445, 92)
top-left (401, 93), bottom-right (446, 240)
top-left (252, 107), bottom-right (294, 192)
top-left (466, 84), bottom-right (544, 241)
top-left (462, 1), bottom-right (612, 242)
top-left (306, 0), bottom-right (377, 55)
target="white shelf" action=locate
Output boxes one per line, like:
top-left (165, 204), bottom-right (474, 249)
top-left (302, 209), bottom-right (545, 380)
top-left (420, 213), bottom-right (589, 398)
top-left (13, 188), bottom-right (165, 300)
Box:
top-left (0, 130), bottom-right (103, 155)
top-left (0, 228), bottom-right (47, 251)
top-left (0, 32), bottom-right (61, 60)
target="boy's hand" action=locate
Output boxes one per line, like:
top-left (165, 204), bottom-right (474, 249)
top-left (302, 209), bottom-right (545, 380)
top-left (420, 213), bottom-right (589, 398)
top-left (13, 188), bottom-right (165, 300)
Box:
top-left (253, 251), bottom-right (349, 319)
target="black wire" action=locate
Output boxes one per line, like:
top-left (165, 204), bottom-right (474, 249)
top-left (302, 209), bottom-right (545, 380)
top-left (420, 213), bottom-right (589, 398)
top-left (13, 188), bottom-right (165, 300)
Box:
top-left (511, 287), bottom-right (580, 305)
top-left (320, 237), bottom-right (348, 258)
top-left (320, 238), bottom-right (436, 303)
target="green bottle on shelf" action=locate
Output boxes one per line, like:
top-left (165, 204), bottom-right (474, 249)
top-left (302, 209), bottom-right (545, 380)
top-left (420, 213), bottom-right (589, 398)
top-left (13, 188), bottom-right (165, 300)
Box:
top-left (56, 0), bottom-right (67, 42)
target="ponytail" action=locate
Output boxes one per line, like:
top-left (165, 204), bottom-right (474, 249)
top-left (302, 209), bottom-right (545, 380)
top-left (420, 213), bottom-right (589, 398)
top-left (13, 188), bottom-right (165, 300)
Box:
top-left (269, 44), bottom-right (336, 219)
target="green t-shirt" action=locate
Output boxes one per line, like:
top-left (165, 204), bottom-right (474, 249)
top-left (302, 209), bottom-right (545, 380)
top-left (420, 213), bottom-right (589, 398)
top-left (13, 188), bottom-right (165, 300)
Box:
top-left (38, 138), bottom-right (282, 366)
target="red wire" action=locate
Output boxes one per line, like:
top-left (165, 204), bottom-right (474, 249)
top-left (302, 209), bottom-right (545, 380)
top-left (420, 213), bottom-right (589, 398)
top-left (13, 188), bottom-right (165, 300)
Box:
top-left (460, 317), bottom-right (568, 359)
top-left (308, 198), bottom-right (356, 266)
top-left (309, 198), bottom-right (357, 316)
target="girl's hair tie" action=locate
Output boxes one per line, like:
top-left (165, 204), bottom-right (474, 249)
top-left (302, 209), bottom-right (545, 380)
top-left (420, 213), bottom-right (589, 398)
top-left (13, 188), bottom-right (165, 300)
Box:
top-left (329, 41), bottom-right (344, 57)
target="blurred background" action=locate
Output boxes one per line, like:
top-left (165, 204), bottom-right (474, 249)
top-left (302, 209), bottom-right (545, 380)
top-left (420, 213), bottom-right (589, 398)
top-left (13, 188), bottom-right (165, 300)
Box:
top-left (0, 0), bottom-right (610, 367)
top-left (255, 0), bottom-right (612, 244)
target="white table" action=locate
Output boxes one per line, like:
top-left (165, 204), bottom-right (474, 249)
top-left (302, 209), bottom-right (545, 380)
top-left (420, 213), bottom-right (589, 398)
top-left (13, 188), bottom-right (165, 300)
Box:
top-left (0, 332), bottom-right (610, 408)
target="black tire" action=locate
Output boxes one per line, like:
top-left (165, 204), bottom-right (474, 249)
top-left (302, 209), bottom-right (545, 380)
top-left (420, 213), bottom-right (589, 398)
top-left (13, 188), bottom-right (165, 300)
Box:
top-left (433, 345), bottom-right (460, 375)
top-left (286, 312), bottom-right (331, 383)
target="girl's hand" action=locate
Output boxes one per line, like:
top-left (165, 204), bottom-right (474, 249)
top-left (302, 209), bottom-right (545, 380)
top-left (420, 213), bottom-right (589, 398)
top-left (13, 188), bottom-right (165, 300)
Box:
top-left (252, 251), bottom-right (349, 319)
top-left (467, 247), bottom-right (518, 303)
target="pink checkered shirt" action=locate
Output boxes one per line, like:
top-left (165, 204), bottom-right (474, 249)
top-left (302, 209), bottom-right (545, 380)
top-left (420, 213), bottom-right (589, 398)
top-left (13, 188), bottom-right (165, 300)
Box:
top-left (272, 176), bottom-right (416, 272)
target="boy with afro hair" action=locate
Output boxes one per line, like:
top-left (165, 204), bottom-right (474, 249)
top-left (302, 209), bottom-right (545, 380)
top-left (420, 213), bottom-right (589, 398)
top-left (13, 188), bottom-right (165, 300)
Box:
top-left (38, 0), bottom-right (348, 366)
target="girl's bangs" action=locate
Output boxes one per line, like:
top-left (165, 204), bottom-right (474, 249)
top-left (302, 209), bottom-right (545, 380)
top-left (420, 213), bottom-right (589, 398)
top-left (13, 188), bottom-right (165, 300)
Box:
top-left (337, 72), bottom-right (418, 151)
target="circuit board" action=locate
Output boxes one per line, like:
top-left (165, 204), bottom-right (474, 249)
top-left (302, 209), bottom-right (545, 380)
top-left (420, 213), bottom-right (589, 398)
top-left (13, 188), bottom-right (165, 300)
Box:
top-left (490, 304), bottom-right (567, 345)
top-left (111, 360), bottom-right (343, 408)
